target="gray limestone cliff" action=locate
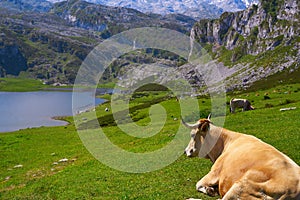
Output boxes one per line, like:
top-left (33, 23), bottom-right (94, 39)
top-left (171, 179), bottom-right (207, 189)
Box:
top-left (188, 0), bottom-right (300, 91)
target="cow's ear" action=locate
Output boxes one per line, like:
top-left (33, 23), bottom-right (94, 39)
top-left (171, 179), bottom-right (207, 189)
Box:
top-left (200, 119), bottom-right (210, 132)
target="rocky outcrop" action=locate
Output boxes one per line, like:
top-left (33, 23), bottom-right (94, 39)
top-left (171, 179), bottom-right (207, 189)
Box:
top-left (190, 0), bottom-right (300, 91)
top-left (193, 0), bottom-right (299, 54)
top-left (0, 45), bottom-right (27, 76)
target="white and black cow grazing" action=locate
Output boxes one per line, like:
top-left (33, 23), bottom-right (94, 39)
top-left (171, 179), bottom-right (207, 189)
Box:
top-left (182, 116), bottom-right (300, 200)
top-left (229, 98), bottom-right (254, 113)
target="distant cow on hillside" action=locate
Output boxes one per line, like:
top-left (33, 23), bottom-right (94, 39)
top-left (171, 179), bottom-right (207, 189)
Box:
top-left (229, 98), bottom-right (254, 113)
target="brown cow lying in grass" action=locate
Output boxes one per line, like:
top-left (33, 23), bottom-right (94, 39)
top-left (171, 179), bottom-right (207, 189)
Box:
top-left (182, 116), bottom-right (300, 200)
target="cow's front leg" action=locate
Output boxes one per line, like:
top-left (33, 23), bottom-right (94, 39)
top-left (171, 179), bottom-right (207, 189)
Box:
top-left (196, 171), bottom-right (219, 197)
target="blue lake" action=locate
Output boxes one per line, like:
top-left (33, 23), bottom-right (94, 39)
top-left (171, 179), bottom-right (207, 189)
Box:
top-left (0, 91), bottom-right (106, 133)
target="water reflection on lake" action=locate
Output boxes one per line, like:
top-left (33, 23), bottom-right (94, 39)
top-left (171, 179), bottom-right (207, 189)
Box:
top-left (0, 90), bottom-right (106, 133)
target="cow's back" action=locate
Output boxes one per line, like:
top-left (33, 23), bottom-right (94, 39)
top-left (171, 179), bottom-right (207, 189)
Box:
top-left (217, 133), bottom-right (300, 199)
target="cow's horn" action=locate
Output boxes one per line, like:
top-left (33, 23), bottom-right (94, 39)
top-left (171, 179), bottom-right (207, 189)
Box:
top-left (181, 117), bottom-right (200, 129)
top-left (207, 113), bottom-right (211, 120)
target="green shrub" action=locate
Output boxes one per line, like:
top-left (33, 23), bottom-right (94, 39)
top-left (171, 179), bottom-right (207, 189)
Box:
top-left (279, 99), bottom-right (295, 105)
top-left (265, 103), bottom-right (274, 108)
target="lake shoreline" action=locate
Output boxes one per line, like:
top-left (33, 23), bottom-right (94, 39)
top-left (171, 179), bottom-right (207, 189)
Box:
top-left (0, 91), bottom-right (106, 133)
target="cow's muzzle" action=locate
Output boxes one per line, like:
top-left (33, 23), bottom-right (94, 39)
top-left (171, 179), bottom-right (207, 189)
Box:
top-left (184, 148), bottom-right (195, 157)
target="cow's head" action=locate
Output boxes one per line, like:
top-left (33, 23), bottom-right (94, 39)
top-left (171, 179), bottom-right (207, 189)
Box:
top-left (182, 116), bottom-right (211, 157)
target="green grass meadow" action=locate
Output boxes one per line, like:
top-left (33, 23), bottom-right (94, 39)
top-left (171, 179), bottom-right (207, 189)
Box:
top-left (0, 84), bottom-right (300, 199)
top-left (0, 78), bottom-right (47, 92)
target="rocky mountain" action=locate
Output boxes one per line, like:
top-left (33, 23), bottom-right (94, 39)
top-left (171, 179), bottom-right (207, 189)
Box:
top-left (0, 7), bottom-right (103, 83)
top-left (59, 0), bottom-right (259, 20)
top-left (50, 0), bottom-right (196, 36)
top-left (5, 0), bottom-right (259, 20)
top-left (0, 0), bottom-right (194, 84)
top-left (187, 0), bottom-right (300, 91)
top-left (102, 0), bottom-right (300, 92)
top-left (0, 0), bottom-right (53, 12)
top-left (84, 0), bottom-right (223, 20)
top-left (1, 0), bottom-right (299, 91)
top-left (46, 0), bottom-right (64, 2)
top-left (210, 0), bottom-right (259, 12)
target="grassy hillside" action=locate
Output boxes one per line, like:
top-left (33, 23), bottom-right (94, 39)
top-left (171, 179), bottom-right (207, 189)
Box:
top-left (0, 78), bottom-right (47, 92)
top-left (1, 84), bottom-right (300, 199)
top-left (0, 77), bottom-right (69, 92)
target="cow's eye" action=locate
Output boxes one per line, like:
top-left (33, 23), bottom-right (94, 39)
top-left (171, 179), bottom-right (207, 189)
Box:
top-left (191, 133), bottom-right (196, 138)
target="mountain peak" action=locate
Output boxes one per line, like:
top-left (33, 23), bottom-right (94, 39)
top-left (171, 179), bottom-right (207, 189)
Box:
top-left (1, 0), bottom-right (259, 19)
top-left (46, 0), bottom-right (259, 19)
top-left (210, 0), bottom-right (259, 12)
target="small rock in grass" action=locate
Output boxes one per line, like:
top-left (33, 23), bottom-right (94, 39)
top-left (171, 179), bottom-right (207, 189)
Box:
top-left (58, 158), bottom-right (68, 163)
